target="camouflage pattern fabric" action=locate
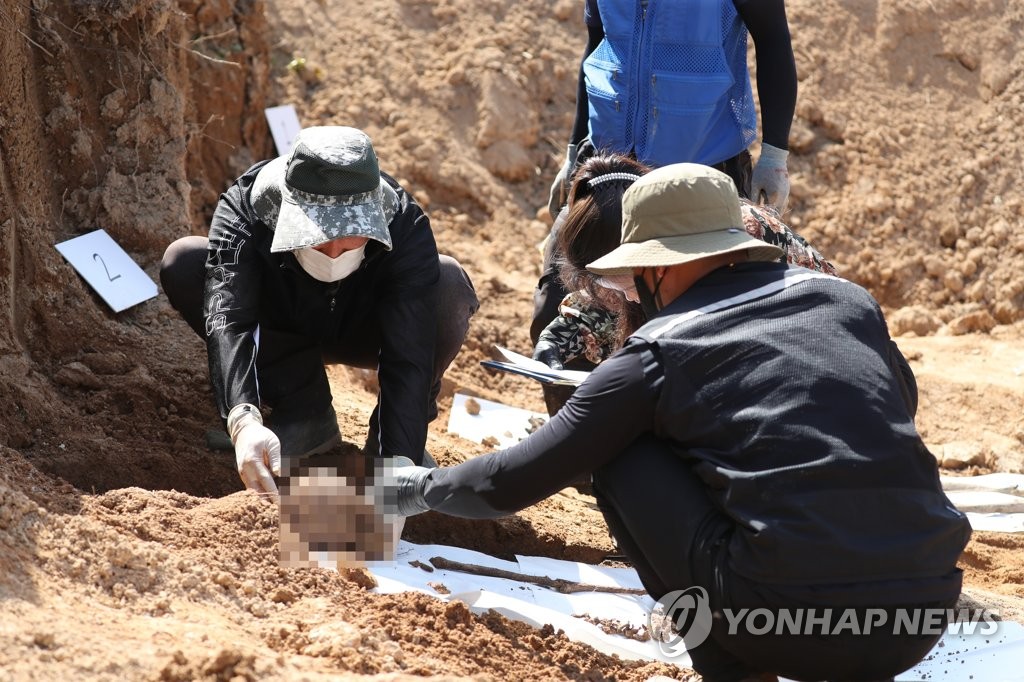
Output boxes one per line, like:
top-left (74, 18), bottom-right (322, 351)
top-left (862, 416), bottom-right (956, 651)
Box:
top-left (274, 182), bottom-right (398, 251)
top-left (250, 155), bottom-right (400, 253)
top-left (535, 291), bottom-right (618, 368)
top-left (740, 202), bottom-right (838, 276)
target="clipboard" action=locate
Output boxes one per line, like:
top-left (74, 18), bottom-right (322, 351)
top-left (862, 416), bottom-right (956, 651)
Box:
top-left (480, 346), bottom-right (591, 387)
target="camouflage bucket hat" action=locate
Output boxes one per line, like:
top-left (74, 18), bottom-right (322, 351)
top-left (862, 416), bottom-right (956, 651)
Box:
top-left (256, 126), bottom-right (398, 253)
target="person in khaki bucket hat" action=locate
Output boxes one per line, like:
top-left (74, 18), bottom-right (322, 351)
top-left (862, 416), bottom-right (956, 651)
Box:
top-left (529, 154), bottom-right (838, 421)
top-left (587, 163), bottom-right (783, 317)
top-left (385, 162), bottom-right (970, 681)
top-left (588, 163), bottom-right (784, 273)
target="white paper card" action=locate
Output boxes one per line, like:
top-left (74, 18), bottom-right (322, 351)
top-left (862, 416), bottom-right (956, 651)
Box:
top-left (55, 229), bottom-right (158, 313)
top-left (264, 104), bottom-right (301, 156)
top-left (446, 393), bottom-right (548, 449)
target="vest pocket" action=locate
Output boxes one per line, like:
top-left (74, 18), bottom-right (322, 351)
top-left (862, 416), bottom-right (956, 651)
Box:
top-left (647, 72), bottom-right (735, 164)
top-left (583, 56), bottom-right (628, 154)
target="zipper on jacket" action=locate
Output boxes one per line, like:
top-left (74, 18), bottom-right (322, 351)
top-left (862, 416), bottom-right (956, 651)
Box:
top-left (327, 281), bottom-right (342, 314)
top-left (632, 0), bottom-right (651, 155)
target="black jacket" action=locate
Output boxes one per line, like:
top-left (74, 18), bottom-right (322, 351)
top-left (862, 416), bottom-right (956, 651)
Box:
top-left (423, 264), bottom-right (970, 601)
top-left (204, 161), bottom-right (440, 459)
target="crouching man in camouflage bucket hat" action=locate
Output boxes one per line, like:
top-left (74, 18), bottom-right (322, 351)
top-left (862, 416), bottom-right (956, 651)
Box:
top-left (161, 126), bottom-right (479, 499)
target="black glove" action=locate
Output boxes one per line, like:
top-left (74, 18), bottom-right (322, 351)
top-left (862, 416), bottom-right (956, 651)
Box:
top-left (532, 342), bottom-right (565, 371)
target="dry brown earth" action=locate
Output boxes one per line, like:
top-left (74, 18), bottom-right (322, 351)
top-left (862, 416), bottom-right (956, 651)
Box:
top-left (1, 0), bottom-right (1022, 679)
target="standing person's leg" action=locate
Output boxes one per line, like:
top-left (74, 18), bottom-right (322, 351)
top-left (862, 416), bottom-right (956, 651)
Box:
top-left (530, 205), bottom-right (570, 346)
top-left (531, 208), bottom-right (575, 418)
top-left (534, 137), bottom-right (598, 345)
top-left (160, 235), bottom-right (339, 458)
top-left (533, 138), bottom-right (601, 412)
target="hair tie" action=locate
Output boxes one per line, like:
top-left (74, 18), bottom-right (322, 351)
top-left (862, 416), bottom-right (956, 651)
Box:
top-left (587, 172), bottom-right (641, 188)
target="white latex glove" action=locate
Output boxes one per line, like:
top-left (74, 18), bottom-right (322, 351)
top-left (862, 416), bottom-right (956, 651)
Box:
top-left (547, 143), bottom-right (578, 219)
top-left (750, 142), bottom-right (790, 215)
top-left (232, 417), bottom-right (282, 501)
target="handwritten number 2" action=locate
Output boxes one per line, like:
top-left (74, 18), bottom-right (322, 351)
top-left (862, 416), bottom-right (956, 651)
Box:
top-left (93, 253), bottom-right (121, 282)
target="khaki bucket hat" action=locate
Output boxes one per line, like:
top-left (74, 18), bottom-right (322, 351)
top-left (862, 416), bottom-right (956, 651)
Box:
top-left (587, 163), bottom-right (784, 276)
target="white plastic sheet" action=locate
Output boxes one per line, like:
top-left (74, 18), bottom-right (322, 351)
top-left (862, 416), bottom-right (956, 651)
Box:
top-left (367, 542), bottom-right (1024, 679)
top-left (942, 473), bottom-right (1024, 533)
top-left (446, 393), bottom-right (549, 449)
top-left (942, 473), bottom-right (1024, 495)
top-left (902, 621), bottom-right (1024, 681)
top-left (368, 540), bottom-right (685, 665)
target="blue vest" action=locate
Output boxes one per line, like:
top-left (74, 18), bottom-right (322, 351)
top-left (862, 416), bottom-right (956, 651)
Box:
top-left (584, 0), bottom-right (757, 167)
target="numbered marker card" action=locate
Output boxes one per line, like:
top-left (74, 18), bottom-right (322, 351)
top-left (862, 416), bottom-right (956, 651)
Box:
top-left (264, 104), bottom-right (301, 156)
top-left (55, 229), bottom-right (158, 313)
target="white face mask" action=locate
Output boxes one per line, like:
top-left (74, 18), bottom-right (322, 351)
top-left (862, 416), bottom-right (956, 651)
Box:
top-left (294, 243), bottom-right (367, 283)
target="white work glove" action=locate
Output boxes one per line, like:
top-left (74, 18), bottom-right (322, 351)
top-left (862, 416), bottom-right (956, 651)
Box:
top-left (228, 404), bottom-right (281, 501)
top-left (389, 455), bottom-right (432, 517)
top-left (750, 142), bottom-right (790, 215)
top-left (547, 143), bottom-right (578, 219)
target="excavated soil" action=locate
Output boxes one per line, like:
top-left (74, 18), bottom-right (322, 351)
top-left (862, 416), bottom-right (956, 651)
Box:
top-left (1, 0), bottom-right (1023, 679)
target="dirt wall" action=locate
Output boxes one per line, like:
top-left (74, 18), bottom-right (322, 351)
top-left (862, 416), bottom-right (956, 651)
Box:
top-left (0, 0), bottom-right (271, 494)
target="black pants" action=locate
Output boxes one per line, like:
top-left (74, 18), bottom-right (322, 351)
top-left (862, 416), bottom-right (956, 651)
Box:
top-left (591, 437), bottom-right (951, 682)
top-left (160, 236), bottom-right (479, 460)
